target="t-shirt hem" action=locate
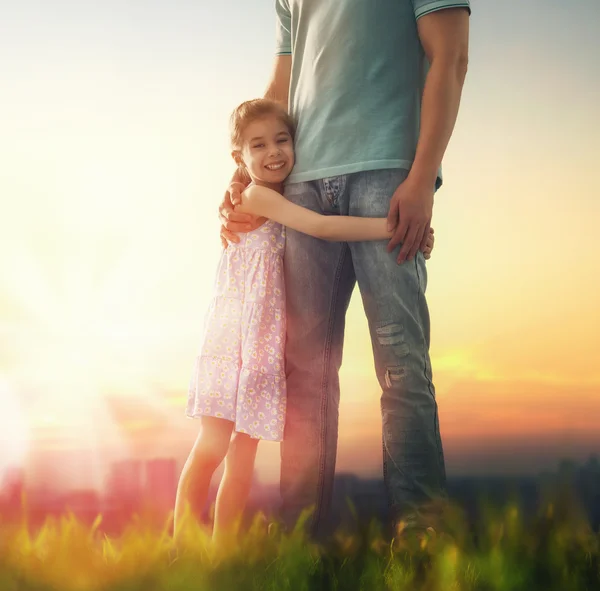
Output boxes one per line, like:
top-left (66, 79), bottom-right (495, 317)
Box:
top-left (286, 160), bottom-right (443, 190)
top-left (286, 159), bottom-right (413, 183)
top-left (414, 1), bottom-right (471, 20)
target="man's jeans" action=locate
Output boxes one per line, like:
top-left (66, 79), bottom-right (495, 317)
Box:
top-left (280, 168), bottom-right (446, 537)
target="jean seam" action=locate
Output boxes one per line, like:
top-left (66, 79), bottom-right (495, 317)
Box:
top-left (312, 243), bottom-right (349, 534)
top-left (413, 256), bottom-right (445, 486)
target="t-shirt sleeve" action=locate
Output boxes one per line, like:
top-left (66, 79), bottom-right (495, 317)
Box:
top-left (412, 0), bottom-right (471, 21)
top-left (275, 0), bottom-right (292, 55)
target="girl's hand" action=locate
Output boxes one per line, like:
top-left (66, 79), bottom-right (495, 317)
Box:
top-left (422, 227), bottom-right (435, 260)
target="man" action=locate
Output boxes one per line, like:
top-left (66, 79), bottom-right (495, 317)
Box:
top-left (219, 0), bottom-right (470, 538)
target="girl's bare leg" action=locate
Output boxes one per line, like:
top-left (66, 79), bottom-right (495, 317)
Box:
top-left (173, 416), bottom-right (233, 543)
top-left (212, 432), bottom-right (260, 548)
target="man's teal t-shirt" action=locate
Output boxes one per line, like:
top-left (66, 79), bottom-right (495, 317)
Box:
top-left (275, 0), bottom-right (471, 187)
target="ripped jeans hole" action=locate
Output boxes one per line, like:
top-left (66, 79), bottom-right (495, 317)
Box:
top-left (385, 367), bottom-right (406, 388)
top-left (376, 323), bottom-right (405, 346)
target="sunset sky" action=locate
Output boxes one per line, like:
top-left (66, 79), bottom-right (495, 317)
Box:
top-left (1, 0), bottom-right (599, 492)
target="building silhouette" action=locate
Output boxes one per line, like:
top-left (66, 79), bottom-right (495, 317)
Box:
top-left (1, 453), bottom-right (598, 534)
top-left (144, 458), bottom-right (178, 513)
top-left (1, 466), bottom-right (25, 517)
top-left (106, 459), bottom-right (143, 513)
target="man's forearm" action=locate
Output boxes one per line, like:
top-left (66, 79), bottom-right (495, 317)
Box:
top-left (409, 56), bottom-right (468, 188)
top-left (264, 83), bottom-right (287, 105)
top-left (264, 55), bottom-right (292, 108)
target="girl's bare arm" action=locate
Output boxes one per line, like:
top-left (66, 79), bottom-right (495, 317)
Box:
top-left (236, 185), bottom-right (393, 242)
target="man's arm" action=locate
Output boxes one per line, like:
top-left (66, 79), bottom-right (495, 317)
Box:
top-left (265, 55), bottom-right (292, 107)
top-left (387, 7), bottom-right (469, 263)
top-left (218, 56), bottom-right (292, 247)
top-left (411, 8), bottom-right (469, 191)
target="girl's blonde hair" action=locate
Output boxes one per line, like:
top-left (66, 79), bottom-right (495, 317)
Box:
top-left (229, 99), bottom-right (296, 150)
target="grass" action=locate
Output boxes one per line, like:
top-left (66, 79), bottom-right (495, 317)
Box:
top-left (1, 498), bottom-right (599, 591)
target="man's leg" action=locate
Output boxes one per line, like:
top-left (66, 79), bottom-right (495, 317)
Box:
top-left (348, 169), bottom-right (447, 532)
top-left (280, 177), bottom-right (356, 538)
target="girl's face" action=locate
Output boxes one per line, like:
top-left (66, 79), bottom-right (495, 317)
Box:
top-left (237, 115), bottom-right (294, 188)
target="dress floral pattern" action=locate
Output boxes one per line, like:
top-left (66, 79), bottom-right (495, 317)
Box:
top-left (186, 219), bottom-right (286, 441)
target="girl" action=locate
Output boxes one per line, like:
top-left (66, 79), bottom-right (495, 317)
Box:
top-left (174, 99), bottom-right (434, 546)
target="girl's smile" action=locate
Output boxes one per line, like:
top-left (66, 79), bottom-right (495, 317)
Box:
top-left (237, 115), bottom-right (295, 190)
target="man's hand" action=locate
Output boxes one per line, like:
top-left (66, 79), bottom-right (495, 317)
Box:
top-left (386, 176), bottom-right (435, 264)
top-left (218, 178), bottom-right (262, 249)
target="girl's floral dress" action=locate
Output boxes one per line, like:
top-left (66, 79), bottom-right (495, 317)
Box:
top-left (186, 219), bottom-right (287, 441)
